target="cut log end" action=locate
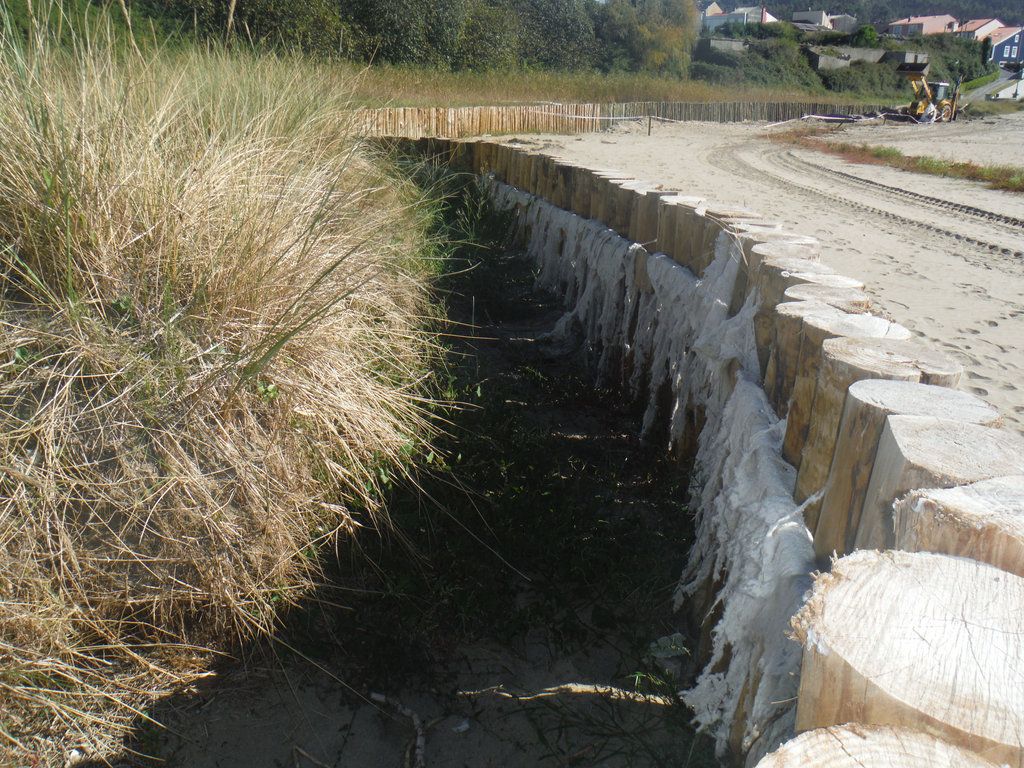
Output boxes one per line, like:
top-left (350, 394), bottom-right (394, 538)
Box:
top-left (755, 724), bottom-right (998, 767)
top-left (854, 417), bottom-right (1024, 550)
top-left (793, 550), bottom-right (1024, 766)
top-left (894, 475), bottom-right (1024, 578)
top-left (783, 282), bottom-right (870, 314)
top-left (814, 380), bottom-right (1003, 563)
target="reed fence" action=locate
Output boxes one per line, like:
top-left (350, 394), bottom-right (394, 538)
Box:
top-left (356, 100), bottom-right (886, 138)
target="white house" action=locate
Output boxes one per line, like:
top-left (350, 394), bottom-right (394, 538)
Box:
top-left (703, 4), bottom-right (779, 31)
top-left (829, 13), bottom-right (858, 33)
top-left (792, 10), bottom-right (829, 26)
top-left (791, 10), bottom-right (858, 33)
top-left (957, 18), bottom-right (1004, 40)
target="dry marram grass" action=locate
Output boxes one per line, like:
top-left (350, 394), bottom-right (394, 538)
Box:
top-left (0, 13), bottom-right (435, 764)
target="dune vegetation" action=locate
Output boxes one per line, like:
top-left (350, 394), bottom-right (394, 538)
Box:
top-left (0, 10), bottom-right (438, 764)
top-left (335, 65), bottom-right (873, 107)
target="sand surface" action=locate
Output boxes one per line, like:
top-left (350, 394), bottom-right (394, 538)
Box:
top-left (826, 111), bottom-right (1024, 167)
top-left (512, 115), bottom-right (1024, 432)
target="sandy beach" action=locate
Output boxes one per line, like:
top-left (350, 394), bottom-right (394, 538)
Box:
top-left (504, 114), bottom-right (1024, 432)
top-left (826, 111), bottom-right (1024, 167)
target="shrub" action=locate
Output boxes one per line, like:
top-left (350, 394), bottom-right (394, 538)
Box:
top-left (849, 24), bottom-right (879, 48)
top-left (0, 12), bottom-right (435, 763)
top-left (819, 61), bottom-right (906, 97)
top-left (342, 0), bottom-right (469, 66)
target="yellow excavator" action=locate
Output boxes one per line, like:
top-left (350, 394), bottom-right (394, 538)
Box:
top-left (898, 64), bottom-right (963, 122)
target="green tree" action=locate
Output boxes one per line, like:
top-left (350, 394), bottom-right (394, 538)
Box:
top-left (513, 0), bottom-right (596, 70)
top-left (592, 0), bottom-right (644, 71)
top-left (591, 0), bottom-right (696, 75)
top-left (341, 0), bottom-right (468, 66)
top-left (850, 24), bottom-right (879, 48)
top-left (140, 0), bottom-right (343, 54)
top-left (455, 0), bottom-right (522, 70)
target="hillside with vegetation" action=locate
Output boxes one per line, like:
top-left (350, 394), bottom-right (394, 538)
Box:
top-left (11, 0), bottom-right (988, 107)
top-left (765, 0), bottom-right (1022, 27)
top-left (696, 22), bottom-right (995, 99)
top-left (136, 0), bottom-right (700, 75)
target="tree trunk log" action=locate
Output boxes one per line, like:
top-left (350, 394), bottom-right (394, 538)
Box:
top-left (894, 475), bottom-right (1024, 578)
top-left (795, 338), bottom-right (962, 531)
top-left (730, 236), bottom-right (820, 316)
top-left (763, 301), bottom-right (843, 413)
top-left (813, 379), bottom-right (998, 563)
top-left (783, 281), bottom-right (870, 313)
top-left (570, 165), bottom-right (595, 218)
top-left (854, 417), bottom-right (1024, 550)
top-left (691, 205), bottom-right (762, 276)
top-left (755, 724), bottom-right (997, 767)
top-left (590, 175), bottom-right (632, 224)
top-left (793, 550), bottom-right (1024, 767)
top-left (630, 189), bottom-right (679, 251)
top-left (609, 180), bottom-right (647, 237)
top-left (656, 195), bottom-right (703, 267)
top-left (782, 313), bottom-right (911, 466)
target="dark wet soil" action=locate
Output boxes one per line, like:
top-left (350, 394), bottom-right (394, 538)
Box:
top-left (139, 203), bottom-right (718, 768)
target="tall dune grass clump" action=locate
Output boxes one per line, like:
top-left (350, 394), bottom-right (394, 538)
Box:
top-left (0, 12), bottom-right (436, 763)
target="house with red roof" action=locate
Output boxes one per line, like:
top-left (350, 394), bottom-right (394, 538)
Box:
top-left (887, 15), bottom-right (958, 36)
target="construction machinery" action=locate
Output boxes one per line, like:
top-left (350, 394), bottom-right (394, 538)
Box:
top-left (897, 63), bottom-right (963, 122)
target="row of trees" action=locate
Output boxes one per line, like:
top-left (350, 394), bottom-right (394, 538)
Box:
top-left (140, 0), bottom-right (699, 75)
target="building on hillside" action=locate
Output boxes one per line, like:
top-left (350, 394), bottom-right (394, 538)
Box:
top-left (805, 45), bottom-right (896, 70)
top-left (957, 18), bottom-right (1004, 39)
top-left (829, 13), bottom-right (859, 32)
top-left (704, 2), bottom-right (725, 16)
top-left (806, 47), bottom-right (852, 69)
top-left (882, 49), bottom-right (929, 65)
top-left (887, 15), bottom-right (958, 36)
top-left (792, 10), bottom-right (829, 26)
top-left (701, 37), bottom-right (750, 54)
top-left (703, 4), bottom-right (779, 31)
top-left (791, 10), bottom-right (858, 32)
top-left (735, 4), bottom-right (779, 23)
top-left (989, 26), bottom-right (1023, 65)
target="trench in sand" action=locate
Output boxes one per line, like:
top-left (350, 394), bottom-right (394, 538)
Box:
top-left (132, 177), bottom-right (723, 768)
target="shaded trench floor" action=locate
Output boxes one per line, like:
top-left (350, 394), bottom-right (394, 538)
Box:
top-left (146, 238), bottom-right (719, 767)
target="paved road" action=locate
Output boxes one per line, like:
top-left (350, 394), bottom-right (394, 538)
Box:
top-left (962, 68), bottom-right (1017, 105)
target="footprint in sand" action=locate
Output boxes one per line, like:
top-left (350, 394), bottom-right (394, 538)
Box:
top-left (970, 386), bottom-right (990, 397)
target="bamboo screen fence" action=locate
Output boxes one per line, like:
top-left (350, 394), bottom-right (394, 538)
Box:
top-left (355, 100), bottom-right (885, 138)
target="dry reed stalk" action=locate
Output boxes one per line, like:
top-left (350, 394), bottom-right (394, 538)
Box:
top-left (0, 6), bottom-right (437, 763)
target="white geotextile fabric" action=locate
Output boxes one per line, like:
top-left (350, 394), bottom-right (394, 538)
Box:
top-left (487, 179), bottom-right (814, 762)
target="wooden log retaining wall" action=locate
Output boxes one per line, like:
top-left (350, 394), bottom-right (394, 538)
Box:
top-left (385, 135), bottom-right (1024, 765)
top-left (384, 136), bottom-right (1024, 766)
top-left (356, 100), bottom-right (885, 138)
